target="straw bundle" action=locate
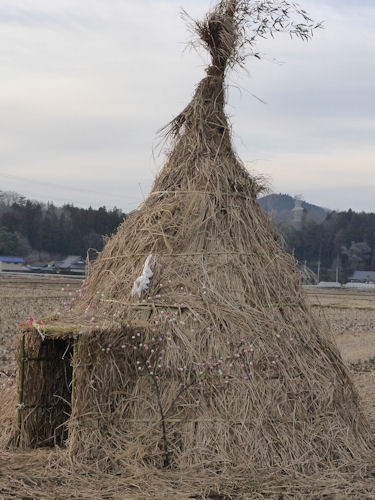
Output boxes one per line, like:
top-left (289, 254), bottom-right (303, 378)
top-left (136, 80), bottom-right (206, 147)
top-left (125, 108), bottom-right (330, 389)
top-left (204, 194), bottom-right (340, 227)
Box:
top-left (64, 0), bottom-right (373, 475)
top-left (2, 0), bottom-right (374, 497)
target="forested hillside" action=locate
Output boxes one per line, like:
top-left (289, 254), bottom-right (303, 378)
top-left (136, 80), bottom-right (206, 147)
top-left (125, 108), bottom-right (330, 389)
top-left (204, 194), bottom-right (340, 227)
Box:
top-left (283, 210), bottom-right (375, 281)
top-left (258, 193), bottom-right (329, 226)
top-left (0, 190), bottom-right (126, 261)
top-left (0, 189), bottom-right (374, 281)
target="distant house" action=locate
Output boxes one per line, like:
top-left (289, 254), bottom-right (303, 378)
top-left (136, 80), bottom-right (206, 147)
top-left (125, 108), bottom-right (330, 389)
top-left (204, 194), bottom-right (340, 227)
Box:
top-left (348, 271), bottom-right (375, 284)
top-left (0, 256), bottom-right (25, 272)
top-left (53, 255), bottom-right (86, 275)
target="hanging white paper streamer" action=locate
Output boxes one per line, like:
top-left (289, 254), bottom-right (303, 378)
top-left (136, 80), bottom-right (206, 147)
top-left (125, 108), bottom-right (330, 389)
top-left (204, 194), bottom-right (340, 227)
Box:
top-left (132, 254), bottom-right (153, 298)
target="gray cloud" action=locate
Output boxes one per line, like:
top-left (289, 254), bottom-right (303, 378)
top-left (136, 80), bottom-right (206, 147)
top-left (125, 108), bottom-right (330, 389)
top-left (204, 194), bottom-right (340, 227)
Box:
top-left (0, 0), bottom-right (374, 212)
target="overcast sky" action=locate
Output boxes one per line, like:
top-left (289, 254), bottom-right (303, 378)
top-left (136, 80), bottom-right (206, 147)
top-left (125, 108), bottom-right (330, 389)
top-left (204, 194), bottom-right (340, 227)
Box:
top-left (0, 0), bottom-right (374, 212)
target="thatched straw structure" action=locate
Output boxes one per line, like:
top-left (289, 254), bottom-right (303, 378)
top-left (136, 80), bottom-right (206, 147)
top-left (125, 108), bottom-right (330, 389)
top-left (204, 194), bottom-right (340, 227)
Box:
top-left (1, 1), bottom-right (375, 497)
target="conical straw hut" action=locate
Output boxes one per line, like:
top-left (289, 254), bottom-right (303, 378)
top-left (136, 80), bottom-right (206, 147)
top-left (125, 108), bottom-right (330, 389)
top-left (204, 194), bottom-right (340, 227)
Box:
top-left (3, 0), bottom-right (375, 497)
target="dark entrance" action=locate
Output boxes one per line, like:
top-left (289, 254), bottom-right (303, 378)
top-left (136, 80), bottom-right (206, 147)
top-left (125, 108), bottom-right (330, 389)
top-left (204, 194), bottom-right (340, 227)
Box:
top-left (18, 337), bottom-right (74, 447)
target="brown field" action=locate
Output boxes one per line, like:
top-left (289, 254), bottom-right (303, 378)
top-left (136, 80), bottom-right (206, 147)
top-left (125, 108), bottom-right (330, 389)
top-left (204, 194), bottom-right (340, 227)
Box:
top-left (0, 274), bottom-right (82, 375)
top-left (305, 287), bottom-right (375, 424)
top-left (1, 276), bottom-right (374, 425)
top-left (0, 276), bottom-right (375, 497)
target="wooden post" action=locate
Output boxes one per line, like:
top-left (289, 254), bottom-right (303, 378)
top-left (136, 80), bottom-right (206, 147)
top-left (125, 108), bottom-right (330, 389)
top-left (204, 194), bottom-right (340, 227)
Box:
top-left (16, 332), bottom-right (26, 447)
top-left (71, 336), bottom-right (78, 412)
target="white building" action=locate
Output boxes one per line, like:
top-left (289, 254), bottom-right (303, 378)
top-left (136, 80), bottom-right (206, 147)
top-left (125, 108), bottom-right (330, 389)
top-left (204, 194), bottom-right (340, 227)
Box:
top-left (291, 198), bottom-right (305, 229)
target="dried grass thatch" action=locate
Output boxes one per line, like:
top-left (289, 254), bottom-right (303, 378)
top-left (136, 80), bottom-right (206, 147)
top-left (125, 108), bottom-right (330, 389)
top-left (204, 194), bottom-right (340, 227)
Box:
top-left (1, 1), bottom-right (374, 497)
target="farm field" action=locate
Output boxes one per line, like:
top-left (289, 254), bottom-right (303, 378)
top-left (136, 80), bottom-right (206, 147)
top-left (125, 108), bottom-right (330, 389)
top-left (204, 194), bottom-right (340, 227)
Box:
top-left (0, 275), bottom-right (375, 497)
top-left (306, 287), bottom-right (375, 423)
top-left (0, 273), bottom-right (82, 376)
top-left (1, 274), bottom-right (374, 424)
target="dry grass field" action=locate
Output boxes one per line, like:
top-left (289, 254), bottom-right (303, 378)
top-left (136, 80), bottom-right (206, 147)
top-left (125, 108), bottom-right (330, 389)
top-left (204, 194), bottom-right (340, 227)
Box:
top-left (0, 274), bottom-right (82, 387)
top-left (0, 275), bottom-right (375, 497)
top-left (306, 287), bottom-right (375, 424)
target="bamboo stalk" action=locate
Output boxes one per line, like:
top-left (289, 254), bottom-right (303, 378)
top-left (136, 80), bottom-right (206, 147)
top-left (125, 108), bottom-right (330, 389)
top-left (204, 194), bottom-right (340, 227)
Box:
top-left (100, 251), bottom-right (256, 261)
top-left (101, 299), bottom-right (186, 310)
top-left (71, 336), bottom-right (78, 412)
top-left (16, 332), bottom-right (26, 447)
top-left (150, 190), bottom-right (250, 199)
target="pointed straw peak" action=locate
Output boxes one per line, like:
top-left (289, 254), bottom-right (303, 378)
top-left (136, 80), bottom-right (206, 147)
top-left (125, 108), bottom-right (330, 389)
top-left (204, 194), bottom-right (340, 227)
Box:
top-left (186, 0), bottom-right (319, 74)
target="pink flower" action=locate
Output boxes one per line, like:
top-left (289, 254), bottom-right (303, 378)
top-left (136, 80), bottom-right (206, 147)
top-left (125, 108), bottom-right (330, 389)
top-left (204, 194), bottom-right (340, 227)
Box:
top-left (121, 345), bottom-right (126, 349)
top-left (195, 400), bottom-right (200, 405)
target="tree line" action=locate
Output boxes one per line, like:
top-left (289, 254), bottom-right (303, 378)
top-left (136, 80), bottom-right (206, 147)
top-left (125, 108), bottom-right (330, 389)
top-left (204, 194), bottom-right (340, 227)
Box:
top-left (0, 190), bottom-right (374, 281)
top-left (0, 190), bottom-right (126, 261)
top-left (282, 209), bottom-right (375, 282)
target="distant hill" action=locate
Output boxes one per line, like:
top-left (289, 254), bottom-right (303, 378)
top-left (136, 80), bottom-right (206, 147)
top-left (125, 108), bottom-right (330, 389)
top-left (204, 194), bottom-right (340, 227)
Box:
top-left (258, 193), bottom-right (330, 227)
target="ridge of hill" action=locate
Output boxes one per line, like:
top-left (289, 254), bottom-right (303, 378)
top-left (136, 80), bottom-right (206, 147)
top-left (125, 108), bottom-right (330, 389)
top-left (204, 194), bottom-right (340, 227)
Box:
top-left (258, 193), bottom-right (330, 226)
